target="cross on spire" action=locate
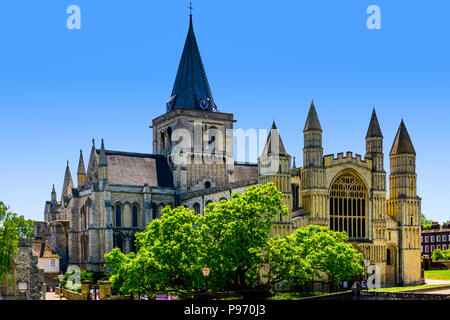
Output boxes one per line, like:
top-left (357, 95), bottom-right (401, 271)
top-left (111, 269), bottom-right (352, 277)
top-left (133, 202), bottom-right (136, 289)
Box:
top-left (189, 1), bottom-right (193, 16)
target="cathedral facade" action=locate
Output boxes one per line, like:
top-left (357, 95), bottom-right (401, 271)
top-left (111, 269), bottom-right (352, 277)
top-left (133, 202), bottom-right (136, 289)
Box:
top-left (43, 15), bottom-right (422, 286)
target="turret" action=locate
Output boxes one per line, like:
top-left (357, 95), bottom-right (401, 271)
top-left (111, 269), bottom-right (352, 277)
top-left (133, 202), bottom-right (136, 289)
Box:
top-left (388, 119), bottom-right (421, 285)
top-left (303, 100), bottom-right (323, 168)
top-left (61, 161), bottom-right (74, 207)
top-left (389, 120), bottom-right (417, 198)
top-left (258, 121), bottom-right (292, 235)
top-left (365, 108), bottom-right (384, 172)
top-left (77, 149), bottom-right (86, 187)
top-left (51, 184), bottom-right (57, 203)
top-left (98, 139), bottom-right (108, 181)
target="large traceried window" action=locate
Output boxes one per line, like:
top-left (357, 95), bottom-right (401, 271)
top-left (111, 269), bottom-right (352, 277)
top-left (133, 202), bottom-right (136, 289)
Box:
top-left (132, 205), bottom-right (138, 228)
top-left (329, 172), bottom-right (368, 239)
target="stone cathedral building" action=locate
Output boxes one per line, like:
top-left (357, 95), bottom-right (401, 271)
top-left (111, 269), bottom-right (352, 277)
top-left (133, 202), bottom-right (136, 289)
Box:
top-left (43, 14), bottom-right (422, 286)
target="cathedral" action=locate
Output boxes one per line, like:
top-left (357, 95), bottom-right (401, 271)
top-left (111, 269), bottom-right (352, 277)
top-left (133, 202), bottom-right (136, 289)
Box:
top-left (42, 14), bottom-right (422, 286)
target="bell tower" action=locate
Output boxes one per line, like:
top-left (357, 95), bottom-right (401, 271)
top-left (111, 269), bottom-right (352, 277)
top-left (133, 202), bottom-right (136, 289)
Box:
top-left (151, 14), bottom-right (235, 192)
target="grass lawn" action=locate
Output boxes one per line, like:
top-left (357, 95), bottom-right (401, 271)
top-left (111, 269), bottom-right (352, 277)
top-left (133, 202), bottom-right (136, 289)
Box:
top-left (370, 284), bottom-right (445, 292)
top-left (267, 292), bottom-right (328, 300)
top-left (424, 270), bottom-right (450, 280)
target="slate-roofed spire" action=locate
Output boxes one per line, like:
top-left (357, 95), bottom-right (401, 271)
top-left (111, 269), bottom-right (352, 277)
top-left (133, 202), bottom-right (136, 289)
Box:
top-left (99, 139), bottom-right (107, 166)
top-left (261, 121), bottom-right (289, 157)
top-left (366, 108), bottom-right (383, 138)
top-left (390, 120), bottom-right (416, 155)
top-left (292, 157), bottom-right (296, 169)
top-left (303, 100), bottom-right (322, 132)
top-left (167, 14), bottom-right (217, 112)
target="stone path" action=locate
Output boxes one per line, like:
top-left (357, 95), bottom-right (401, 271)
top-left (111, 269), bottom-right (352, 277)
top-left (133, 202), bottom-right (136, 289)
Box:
top-left (424, 279), bottom-right (450, 285)
top-left (45, 292), bottom-right (67, 300)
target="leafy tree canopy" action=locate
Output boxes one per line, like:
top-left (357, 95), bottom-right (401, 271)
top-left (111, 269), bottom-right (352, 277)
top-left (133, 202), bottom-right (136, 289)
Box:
top-left (421, 213), bottom-right (433, 230)
top-left (0, 201), bottom-right (34, 276)
top-left (263, 225), bottom-right (364, 287)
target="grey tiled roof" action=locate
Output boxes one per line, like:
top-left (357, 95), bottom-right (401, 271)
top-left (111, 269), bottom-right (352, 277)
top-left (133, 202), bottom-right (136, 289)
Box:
top-left (168, 15), bottom-right (217, 112)
top-left (390, 120), bottom-right (416, 155)
top-left (366, 108), bottom-right (383, 138)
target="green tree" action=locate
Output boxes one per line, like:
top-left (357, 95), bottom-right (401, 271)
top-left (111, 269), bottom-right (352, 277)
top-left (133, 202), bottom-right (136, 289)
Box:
top-left (0, 202), bottom-right (34, 276)
top-left (105, 205), bottom-right (209, 295)
top-left (202, 182), bottom-right (287, 290)
top-left (263, 225), bottom-right (364, 288)
top-left (105, 183), bottom-right (286, 295)
top-left (421, 213), bottom-right (432, 230)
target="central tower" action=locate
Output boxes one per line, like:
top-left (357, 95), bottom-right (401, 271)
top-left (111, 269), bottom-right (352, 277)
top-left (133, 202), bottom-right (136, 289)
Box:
top-left (152, 14), bottom-right (235, 192)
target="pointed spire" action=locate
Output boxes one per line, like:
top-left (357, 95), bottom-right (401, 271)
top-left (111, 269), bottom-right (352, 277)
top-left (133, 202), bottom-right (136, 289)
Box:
top-left (304, 100), bottom-right (322, 132)
top-left (51, 184), bottom-right (56, 202)
top-left (99, 139), bottom-right (108, 166)
top-left (366, 108), bottom-right (383, 138)
top-left (92, 138), bottom-right (95, 149)
top-left (390, 120), bottom-right (416, 155)
top-left (77, 150), bottom-right (86, 175)
top-left (262, 121), bottom-right (289, 157)
top-left (292, 157), bottom-right (296, 169)
top-left (61, 161), bottom-right (74, 205)
top-left (168, 14), bottom-right (217, 112)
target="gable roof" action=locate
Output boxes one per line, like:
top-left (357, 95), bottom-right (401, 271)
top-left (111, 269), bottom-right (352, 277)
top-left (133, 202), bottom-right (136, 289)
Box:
top-left (95, 150), bottom-right (174, 188)
top-left (32, 241), bottom-right (60, 259)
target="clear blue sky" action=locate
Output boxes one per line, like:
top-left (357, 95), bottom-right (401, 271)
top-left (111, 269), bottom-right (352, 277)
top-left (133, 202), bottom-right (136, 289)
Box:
top-left (0, 0), bottom-right (449, 223)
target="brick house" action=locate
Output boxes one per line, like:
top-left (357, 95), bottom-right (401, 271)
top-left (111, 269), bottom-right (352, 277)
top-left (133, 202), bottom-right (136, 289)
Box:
top-left (421, 222), bottom-right (450, 258)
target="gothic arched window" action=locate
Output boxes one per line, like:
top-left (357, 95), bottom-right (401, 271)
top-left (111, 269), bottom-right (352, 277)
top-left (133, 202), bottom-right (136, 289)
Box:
top-left (387, 248), bottom-right (391, 265)
top-left (115, 205), bottom-right (122, 227)
top-left (193, 203), bottom-right (201, 215)
top-left (152, 203), bottom-right (158, 220)
top-left (329, 172), bottom-right (368, 239)
top-left (116, 235), bottom-right (123, 252)
top-left (132, 205), bottom-right (138, 228)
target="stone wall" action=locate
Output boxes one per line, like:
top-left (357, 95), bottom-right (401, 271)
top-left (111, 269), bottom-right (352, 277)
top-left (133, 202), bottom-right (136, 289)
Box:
top-left (12, 238), bottom-right (46, 300)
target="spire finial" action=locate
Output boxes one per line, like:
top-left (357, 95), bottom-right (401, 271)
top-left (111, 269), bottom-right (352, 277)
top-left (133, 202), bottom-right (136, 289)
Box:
top-left (66, 160), bottom-right (69, 167)
top-left (189, 1), bottom-right (193, 16)
top-left (92, 138), bottom-right (95, 148)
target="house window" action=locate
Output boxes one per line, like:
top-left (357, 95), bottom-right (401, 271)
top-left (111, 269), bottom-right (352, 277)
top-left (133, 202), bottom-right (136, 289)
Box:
top-left (444, 245), bottom-right (447, 250)
top-left (431, 236), bottom-right (435, 242)
top-left (431, 245), bottom-right (435, 252)
top-left (437, 235), bottom-right (441, 242)
top-left (51, 259), bottom-right (56, 268)
top-left (437, 245), bottom-right (441, 250)
top-left (425, 236), bottom-right (429, 243)
top-left (444, 235), bottom-right (447, 242)
top-left (425, 246), bottom-right (429, 253)
top-left (421, 246), bottom-right (423, 252)
top-left (421, 236), bottom-right (423, 243)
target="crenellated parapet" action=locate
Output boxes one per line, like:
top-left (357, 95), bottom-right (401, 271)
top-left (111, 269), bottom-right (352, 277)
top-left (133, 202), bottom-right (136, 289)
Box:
top-left (324, 151), bottom-right (372, 170)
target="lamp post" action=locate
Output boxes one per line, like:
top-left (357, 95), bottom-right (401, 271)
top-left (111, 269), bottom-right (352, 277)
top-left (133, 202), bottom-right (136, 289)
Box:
top-left (364, 259), bottom-right (370, 291)
top-left (201, 264), bottom-right (211, 297)
top-left (57, 273), bottom-right (64, 300)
